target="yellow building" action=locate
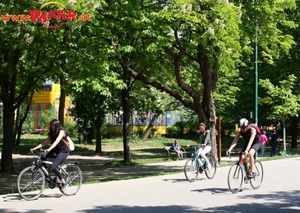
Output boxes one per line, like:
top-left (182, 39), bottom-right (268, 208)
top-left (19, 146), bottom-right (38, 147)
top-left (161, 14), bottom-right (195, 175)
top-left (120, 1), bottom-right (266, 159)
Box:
top-left (28, 84), bottom-right (73, 130)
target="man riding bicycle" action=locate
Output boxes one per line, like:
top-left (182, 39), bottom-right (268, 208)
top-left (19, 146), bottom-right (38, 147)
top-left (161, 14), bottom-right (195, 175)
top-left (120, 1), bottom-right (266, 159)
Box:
top-left (226, 118), bottom-right (261, 178)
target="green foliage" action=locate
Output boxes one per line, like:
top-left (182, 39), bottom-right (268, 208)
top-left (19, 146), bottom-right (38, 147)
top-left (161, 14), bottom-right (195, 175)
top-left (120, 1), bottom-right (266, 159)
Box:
top-left (21, 113), bottom-right (34, 134)
top-left (166, 126), bottom-right (181, 138)
top-left (166, 121), bottom-right (187, 138)
top-left (40, 110), bottom-right (55, 129)
top-left (259, 74), bottom-right (300, 121)
top-left (64, 122), bottom-right (78, 138)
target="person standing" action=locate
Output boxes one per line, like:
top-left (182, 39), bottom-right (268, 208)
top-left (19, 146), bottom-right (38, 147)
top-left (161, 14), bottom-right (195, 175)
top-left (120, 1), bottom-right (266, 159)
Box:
top-left (196, 122), bottom-right (212, 170)
top-left (259, 131), bottom-right (268, 157)
top-left (269, 130), bottom-right (280, 157)
top-left (30, 119), bottom-right (70, 190)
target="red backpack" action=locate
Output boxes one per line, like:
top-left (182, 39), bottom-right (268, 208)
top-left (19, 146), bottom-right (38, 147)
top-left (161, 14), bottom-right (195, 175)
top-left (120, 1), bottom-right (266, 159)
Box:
top-left (249, 123), bottom-right (262, 135)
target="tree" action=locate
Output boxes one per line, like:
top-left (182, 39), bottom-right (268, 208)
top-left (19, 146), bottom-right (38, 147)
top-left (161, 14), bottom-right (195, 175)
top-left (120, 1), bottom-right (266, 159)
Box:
top-left (0, 0), bottom-right (103, 172)
top-left (259, 75), bottom-right (300, 151)
top-left (0, 0), bottom-right (61, 172)
top-left (95, 0), bottom-right (296, 160)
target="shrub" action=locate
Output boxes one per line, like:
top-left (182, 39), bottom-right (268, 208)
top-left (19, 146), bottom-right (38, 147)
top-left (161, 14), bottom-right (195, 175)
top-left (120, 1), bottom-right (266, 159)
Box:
top-left (166, 126), bottom-right (181, 138)
top-left (22, 113), bottom-right (35, 134)
top-left (40, 109), bottom-right (55, 129)
top-left (64, 122), bottom-right (78, 138)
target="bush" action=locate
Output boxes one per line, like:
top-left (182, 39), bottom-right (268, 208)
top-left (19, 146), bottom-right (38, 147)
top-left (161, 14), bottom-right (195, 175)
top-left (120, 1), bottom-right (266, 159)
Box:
top-left (64, 122), bottom-right (78, 138)
top-left (166, 126), bottom-right (181, 138)
top-left (40, 109), bottom-right (55, 129)
top-left (22, 113), bottom-right (35, 134)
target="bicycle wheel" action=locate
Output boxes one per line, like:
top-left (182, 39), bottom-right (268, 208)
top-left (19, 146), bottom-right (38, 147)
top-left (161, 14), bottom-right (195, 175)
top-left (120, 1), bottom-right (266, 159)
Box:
top-left (205, 155), bottom-right (217, 179)
top-left (17, 166), bottom-right (45, 201)
top-left (250, 160), bottom-right (264, 189)
top-left (227, 163), bottom-right (244, 194)
top-left (60, 164), bottom-right (82, 196)
top-left (184, 158), bottom-right (199, 182)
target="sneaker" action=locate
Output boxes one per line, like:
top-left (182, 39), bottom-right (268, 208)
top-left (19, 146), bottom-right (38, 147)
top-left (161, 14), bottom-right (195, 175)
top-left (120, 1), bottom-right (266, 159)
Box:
top-left (207, 163), bottom-right (212, 171)
top-left (61, 183), bottom-right (69, 191)
top-left (247, 172), bottom-right (255, 179)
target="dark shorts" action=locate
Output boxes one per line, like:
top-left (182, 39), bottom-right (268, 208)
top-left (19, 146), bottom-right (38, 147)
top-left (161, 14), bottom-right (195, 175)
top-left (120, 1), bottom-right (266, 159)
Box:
top-left (243, 142), bottom-right (261, 152)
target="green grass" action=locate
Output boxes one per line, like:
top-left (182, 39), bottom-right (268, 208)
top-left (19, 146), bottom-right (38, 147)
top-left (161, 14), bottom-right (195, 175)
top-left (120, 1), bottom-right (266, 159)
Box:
top-left (2, 134), bottom-right (195, 156)
top-left (2, 134), bottom-right (299, 161)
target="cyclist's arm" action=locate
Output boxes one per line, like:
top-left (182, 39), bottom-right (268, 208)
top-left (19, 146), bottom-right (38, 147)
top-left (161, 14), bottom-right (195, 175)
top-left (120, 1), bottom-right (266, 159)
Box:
top-left (226, 129), bottom-right (241, 156)
top-left (45, 130), bottom-right (66, 153)
top-left (203, 130), bottom-right (211, 146)
top-left (30, 136), bottom-right (51, 152)
top-left (244, 128), bottom-right (256, 153)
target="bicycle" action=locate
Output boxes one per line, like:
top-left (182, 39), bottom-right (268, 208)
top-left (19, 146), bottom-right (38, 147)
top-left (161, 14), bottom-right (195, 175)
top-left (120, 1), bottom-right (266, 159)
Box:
top-left (184, 148), bottom-right (217, 182)
top-left (17, 150), bottom-right (83, 201)
top-left (227, 152), bottom-right (264, 194)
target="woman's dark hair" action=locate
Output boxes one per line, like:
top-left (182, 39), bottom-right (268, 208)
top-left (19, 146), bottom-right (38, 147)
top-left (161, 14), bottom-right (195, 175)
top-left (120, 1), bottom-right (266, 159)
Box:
top-left (49, 119), bottom-right (65, 142)
top-left (199, 122), bottom-right (206, 127)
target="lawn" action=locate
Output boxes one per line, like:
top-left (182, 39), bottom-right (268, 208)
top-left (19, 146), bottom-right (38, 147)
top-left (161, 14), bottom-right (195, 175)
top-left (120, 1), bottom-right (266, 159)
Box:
top-left (0, 134), bottom-right (299, 165)
top-left (0, 134), bottom-right (237, 164)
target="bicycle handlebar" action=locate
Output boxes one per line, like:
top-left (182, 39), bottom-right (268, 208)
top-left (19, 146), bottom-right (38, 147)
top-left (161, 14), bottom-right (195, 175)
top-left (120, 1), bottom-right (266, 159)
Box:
top-left (227, 151), bottom-right (248, 159)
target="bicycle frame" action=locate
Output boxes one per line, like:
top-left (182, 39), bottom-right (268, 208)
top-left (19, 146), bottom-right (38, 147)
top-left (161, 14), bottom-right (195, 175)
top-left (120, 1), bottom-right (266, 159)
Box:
top-left (17, 150), bottom-right (83, 200)
top-left (33, 151), bottom-right (79, 182)
top-left (191, 150), bottom-right (206, 170)
top-left (227, 152), bottom-right (264, 194)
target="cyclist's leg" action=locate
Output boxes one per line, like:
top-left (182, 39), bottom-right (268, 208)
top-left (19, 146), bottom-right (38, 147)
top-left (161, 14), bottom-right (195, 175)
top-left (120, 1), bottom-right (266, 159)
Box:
top-left (42, 151), bottom-right (56, 170)
top-left (196, 147), bottom-right (203, 156)
top-left (248, 143), bottom-right (260, 175)
top-left (241, 144), bottom-right (248, 164)
top-left (51, 152), bottom-right (69, 183)
top-left (199, 146), bottom-right (211, 167)
top-left (248, 149), bottom-right (255, 172)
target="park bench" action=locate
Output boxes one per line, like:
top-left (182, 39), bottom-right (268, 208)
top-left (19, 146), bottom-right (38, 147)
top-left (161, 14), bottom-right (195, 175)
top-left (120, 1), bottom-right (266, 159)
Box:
top-left (164, 141), bottom-right (198, 159)
top-left (164, 146), bottom-right (188, 159)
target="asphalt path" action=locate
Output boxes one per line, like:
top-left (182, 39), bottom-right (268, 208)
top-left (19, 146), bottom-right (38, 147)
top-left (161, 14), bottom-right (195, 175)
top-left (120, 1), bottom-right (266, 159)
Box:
top-left (1, 157), bottom-right (300, 213)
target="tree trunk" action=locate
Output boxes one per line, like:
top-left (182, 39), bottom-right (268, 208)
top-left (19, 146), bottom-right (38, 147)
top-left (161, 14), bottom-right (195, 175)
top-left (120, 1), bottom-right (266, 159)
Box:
top-left (198, 44), bottom-right (217, 161)
top-left (141, 113), bottom-right (159, 140)
top-left (122, 84), bottom-right (131, 163)
top-left (15, 104), bottom-right (31, 146)
top-left (95, 116), bottom-right (102, 153)
top-left (86, 127), bottom-right (93, 144)
top-left (0, 104), bottom-right (16, 173)
top-left (59, 74), bottom-right (66, 126)
top-left (282, 119), bottom-right (287, 152)
top-left (291, 116), bottom-right (298, 148)
top-left (14, 107), bottom-right (20, 145)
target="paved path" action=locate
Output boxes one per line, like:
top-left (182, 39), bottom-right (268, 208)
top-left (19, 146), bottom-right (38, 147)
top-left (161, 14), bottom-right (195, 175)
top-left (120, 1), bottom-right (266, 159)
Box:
top-left (1, 157), bottom-right (300, 213)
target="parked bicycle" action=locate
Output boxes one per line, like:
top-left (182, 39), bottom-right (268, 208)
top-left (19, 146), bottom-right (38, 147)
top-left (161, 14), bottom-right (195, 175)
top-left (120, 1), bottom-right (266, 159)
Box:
top-left (227, 152), bottom-right (264, 194)
top-left (184, 148), bottom-right (217, 182)
top-left (17, 150), bottom-right (83, 201)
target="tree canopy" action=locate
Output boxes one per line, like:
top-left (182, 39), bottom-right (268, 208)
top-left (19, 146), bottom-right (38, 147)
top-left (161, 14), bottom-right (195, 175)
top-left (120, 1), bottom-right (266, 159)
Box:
top-left (0, 0), bottom-right (299, 171)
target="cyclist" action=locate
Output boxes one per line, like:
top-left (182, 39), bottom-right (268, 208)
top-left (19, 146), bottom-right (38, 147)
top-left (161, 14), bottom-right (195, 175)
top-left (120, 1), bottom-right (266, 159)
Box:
top-left (196, 122), bottom-right (212, 170)
top-left (30, 119), bottom-right (70, 190)
top-left (226, 118), bottom-right (261, 178)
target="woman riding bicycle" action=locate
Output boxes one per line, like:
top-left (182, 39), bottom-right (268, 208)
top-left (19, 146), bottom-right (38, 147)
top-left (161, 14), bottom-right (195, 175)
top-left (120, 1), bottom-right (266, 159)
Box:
top-left (30, 119), bottom-right (70, 190)
top-left (226, 118), bottom-right (261, 178)
top-left (196, 122), bottom-right (212, 170)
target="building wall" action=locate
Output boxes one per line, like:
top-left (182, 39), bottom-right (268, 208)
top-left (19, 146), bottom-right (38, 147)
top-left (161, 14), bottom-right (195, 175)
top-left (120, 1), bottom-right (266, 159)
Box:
top-left (25, 84), bottom-right (73, 131)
